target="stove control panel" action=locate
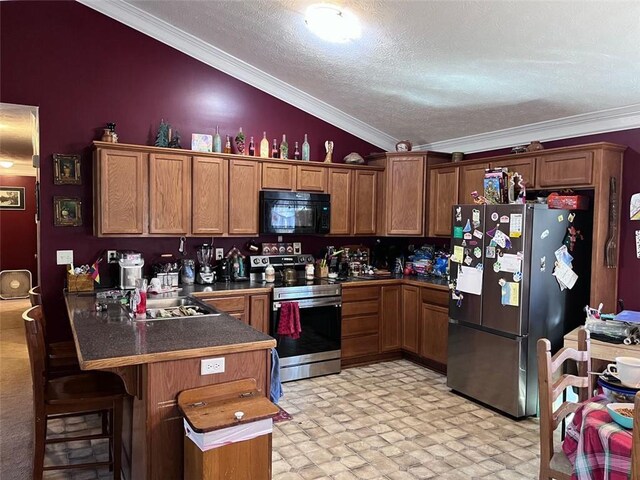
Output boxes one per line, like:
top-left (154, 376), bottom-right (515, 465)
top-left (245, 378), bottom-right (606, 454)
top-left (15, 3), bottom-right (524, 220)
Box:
top-left (249, 255), bottom-right (315, 268)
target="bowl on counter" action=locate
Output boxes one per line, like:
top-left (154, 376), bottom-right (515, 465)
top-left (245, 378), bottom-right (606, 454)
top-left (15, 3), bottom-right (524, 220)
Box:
top-left (606, 403), bottom-right (635, 429)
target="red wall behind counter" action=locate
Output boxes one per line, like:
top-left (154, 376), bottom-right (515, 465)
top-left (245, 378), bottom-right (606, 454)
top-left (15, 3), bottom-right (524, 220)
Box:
top-left (0, 1), bottom-right (380, 340)
top-left (0, 176), bottom-right (38, 285)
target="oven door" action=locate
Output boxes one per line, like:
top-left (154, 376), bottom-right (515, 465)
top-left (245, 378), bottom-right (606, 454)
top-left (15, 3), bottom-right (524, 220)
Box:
top-left (271, 296), bottom-right (341, 381)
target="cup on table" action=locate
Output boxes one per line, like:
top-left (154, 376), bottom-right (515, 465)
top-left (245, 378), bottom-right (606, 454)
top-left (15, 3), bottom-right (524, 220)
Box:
top-left (606, 356), bottom-right (640, 388)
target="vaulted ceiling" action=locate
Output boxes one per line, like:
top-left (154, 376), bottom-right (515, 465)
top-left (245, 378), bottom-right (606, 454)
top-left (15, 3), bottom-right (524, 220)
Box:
top-left (82, 0), bottom-right (640, 152)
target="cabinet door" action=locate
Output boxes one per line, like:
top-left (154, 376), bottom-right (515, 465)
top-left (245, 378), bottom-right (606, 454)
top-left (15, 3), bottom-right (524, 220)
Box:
top-left (296, 165), bottom-right (326, 192)
top-left (328, 168), bottom-right (352, 235)
top-left (427, 166), bottom-right (459, 237)
top-left (352, 170), bottom-right (377, 235)
top-left (385, 156), bottom-right (425, 235)
top-left (402, 286), bottom-right (420, 354)
top-left (95, 149), bottom-right (147, 235)
top-left (380, 285), bottom-right (402, 352)
top-left (149, 152), bottom-right (191, 234)
top-left (192, 157), bottom-right (227, 235)
top-left (491, 158), bottom-right (535, 188)
top-left (228, 160), bottom-right (261, 235)
top-left (420, 303), bottom-right (449, 365)
top-left (261, 162), bottom-right (294, 190)
top-left (536, 150), bottom-right (594, 187)
top-left (459, 163), bottom-right (488, 204)
top-left (249, 294), bottom-right (270, 334)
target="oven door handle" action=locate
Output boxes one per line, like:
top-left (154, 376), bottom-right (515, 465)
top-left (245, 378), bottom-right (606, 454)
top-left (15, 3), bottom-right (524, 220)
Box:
top-left (273, 297), bottom-right (341, 310)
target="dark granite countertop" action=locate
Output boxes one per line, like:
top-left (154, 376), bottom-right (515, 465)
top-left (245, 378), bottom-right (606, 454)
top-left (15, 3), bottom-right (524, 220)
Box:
top-left (65, 292), bottom-right (275, 370)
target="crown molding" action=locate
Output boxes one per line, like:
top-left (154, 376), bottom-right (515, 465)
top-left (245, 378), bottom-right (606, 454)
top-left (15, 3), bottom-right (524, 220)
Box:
top-left (77, 0), bottom-right (397, 151)
top-left (415, 104), bottom-right (640, 153)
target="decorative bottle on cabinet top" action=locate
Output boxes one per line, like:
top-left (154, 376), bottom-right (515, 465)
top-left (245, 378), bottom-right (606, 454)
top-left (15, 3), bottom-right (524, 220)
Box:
top-left (280, 134), bottom-right (289, 160)
top-left (294, 142), bottom-right (300, 160)
top-left (223, 135), bottom-right (232, 154)
top-left (302, 134), bottom-right (310, 161)
top-left (248, 136), bottom-right (255, 156)
top-left (260, 132), bottom-right (269, 158)
top-left (234, 127), bottom-right (245, 154)
top-left (271, 139), bottom-right (279, 159)
top-left (213, 125), bottom-right (222, 153)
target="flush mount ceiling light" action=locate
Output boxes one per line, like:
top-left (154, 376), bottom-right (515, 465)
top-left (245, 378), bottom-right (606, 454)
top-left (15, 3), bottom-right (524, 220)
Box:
top-left (305, 4), bottom-right (361, 43)
top-left (0, 161), bottom-right (14, 168)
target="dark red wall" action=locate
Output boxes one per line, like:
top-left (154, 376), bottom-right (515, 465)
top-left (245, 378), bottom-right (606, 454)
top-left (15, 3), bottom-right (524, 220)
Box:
top-left (0, 1), bottom-right (381, 339)
top-left (0, 175), bottom-right (38, 284)
top-left (468, 130), bottom-right (640, 310)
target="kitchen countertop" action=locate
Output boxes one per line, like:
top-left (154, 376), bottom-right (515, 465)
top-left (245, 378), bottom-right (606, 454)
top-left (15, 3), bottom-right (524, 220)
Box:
top-left (65, 292), bottom-right (276, 370)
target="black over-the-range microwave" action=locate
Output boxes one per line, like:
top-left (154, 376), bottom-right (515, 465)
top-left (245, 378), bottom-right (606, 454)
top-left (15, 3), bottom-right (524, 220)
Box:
top-left (259, 191), bottom-right (331, 235)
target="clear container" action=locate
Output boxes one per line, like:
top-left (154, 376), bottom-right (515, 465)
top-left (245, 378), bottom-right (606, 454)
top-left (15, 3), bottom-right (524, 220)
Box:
top-left (181, 259), bottom-right (195, 285)
top-left (265, 264), bottom-right (275, 283)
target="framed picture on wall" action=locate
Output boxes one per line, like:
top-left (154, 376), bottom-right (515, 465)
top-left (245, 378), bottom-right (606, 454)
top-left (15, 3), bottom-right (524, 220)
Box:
top-left (53, 154), bottom-right (81, 185)
top-left (0, 187), bottom-right (26, 210)
top-left (54, 196), bottom-right (82, 226)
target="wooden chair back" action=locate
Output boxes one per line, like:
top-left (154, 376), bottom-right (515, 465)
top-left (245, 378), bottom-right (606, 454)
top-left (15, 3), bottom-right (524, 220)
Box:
top-left (537, 327), bottom-right (592, 479)
top-left (29, 286), bottom-right (42, 307)
top-left (23, 306), bottom-right (48, 416)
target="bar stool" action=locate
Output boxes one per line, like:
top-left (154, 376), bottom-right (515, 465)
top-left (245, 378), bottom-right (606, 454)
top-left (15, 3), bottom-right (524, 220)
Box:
top-left (23, 305), bottom-right (126, 479)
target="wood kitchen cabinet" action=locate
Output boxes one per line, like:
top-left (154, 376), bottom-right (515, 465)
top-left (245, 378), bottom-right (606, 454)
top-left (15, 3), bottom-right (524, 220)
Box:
top-left (261, 162), bottom-right (295, 190)
top-left (491, 157), bottom-right (535, 188)
top-left (149, 152), bottom-right (191, 234)
top-left (94, 148), bottom-right (147, 236)
top-left (459, 162), bottom-right (489, 204)
top-left (402, 285), bottom-right (420, 354)
top-left (296, 165), bottom-right (326, 192)
top-left (197, 292), bottom-right (270, 334)
top-left (380, 285), bottom-right (402, 352)
top-left (192, 156), bottom-right (228, 235)
top-left (427, 166), bottom-right (459, 237)
top-left (341, 285), bottom-right (380, 362)
top-left (419, 287), bottom-right (449, 368)
top-left (536, 150), bottom-right (594, 187)
top-left (327, 168), bottom-right (352, 235)
top-left (228, 159), bottom-right (261, 235)
top-left (352, 170), bottom-right (377, 235)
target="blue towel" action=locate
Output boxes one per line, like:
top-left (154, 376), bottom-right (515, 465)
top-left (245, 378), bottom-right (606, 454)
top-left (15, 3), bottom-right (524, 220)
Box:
top-left (270, 348), bottom-right (283, 404)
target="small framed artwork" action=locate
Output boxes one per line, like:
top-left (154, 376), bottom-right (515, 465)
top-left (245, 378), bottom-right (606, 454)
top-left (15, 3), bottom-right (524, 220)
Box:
top-left (0, 187), bottom-right (25, 210)
top-left (54, 196), bottom-right (82, 226)
top-left (53, 154), bottom-right (81, 185)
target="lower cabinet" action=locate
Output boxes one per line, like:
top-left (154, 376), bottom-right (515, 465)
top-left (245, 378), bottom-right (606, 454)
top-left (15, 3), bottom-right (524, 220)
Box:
top-left (341, 285), bottom-right (380, 361)
top-left (380, 285), bottom-right (401, 352)
top-left (198, 292), bottom-right (270, 334)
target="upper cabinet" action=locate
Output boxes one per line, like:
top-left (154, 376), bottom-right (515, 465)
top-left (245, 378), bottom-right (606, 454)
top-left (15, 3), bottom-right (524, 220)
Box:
top-left (327, 168), bottom-right (352, 235)
top-left (296, 165), bottom-right (326, 192)
top-left (149, 152), bottom-right (191, 235)
top-left (427, 166), bottom-right (459, 237)
top-left (94, 148), bottom-right (147, 236)
top-left (491, 158), bottom-right (535, 188)
top-left (458, 163), bottom-right (489, 204)
top-left (192, 157), bottom-right (228, 235)
top-left (261, 162), bottom-right (295, 190)
top-left (352, 170), bottom-right (377, 235)
top-left (228, 159), bottom-right (261, 235)
top-left (536, 150), bottom-right (593, 187)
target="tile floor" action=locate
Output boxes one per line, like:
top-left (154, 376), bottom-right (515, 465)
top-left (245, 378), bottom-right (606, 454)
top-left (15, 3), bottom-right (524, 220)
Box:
top-left (273, 360), bottom-right (541, 480)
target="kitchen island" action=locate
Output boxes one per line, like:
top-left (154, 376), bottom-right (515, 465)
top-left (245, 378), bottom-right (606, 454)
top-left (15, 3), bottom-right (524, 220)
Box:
top-left (65, 292), bottom-right (276, 480)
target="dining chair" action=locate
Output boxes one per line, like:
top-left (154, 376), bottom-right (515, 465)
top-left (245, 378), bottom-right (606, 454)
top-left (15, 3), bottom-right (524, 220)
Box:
top-left (23, 305), bottom-right (126, 480)
top-left (537, 327), bottom-right (592, 480)
top-left (29, 286), bottom-right (79, 374)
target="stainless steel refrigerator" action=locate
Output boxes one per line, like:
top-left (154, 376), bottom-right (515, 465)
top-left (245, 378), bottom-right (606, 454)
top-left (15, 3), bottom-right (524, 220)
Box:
top-left (446, 203), bottom-right (590, 418)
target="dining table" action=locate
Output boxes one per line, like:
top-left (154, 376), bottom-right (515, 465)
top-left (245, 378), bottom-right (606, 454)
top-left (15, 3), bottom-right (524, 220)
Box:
top-left (562, 394), bottom-right (633, 480)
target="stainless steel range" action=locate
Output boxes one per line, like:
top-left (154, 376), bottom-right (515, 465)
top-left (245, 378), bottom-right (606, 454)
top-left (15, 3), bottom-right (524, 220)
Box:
top-left (249, 255), bottom-right (342, 382)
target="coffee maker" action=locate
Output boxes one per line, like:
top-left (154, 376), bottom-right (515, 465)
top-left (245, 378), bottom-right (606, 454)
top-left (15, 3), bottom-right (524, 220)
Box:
top-left (196, 245), bottom-right (215, 284)
top-left (118, 251), bottom-right (144, 289)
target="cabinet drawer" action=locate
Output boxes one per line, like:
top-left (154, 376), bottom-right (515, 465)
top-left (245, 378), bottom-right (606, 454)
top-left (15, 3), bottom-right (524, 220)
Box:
top-left (342, 334), bottom-right (379, 358)
top-left (342, 286), bottom-right (379, 302)
top-left (342, 314), bottom-right (379, 337)
top-left (201, 296), bottom-right (246, 313)
top-left (536, 151), bottom-right (594, 187)
top-left (342, 300), bottom-right (379, 317)
top-left (421, 287), bottom-right (448, 307)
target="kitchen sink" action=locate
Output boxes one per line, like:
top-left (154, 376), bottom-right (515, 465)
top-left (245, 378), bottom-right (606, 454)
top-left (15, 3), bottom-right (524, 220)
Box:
top-left (146, 297), bottom-right (201, 309)
top-left (138, 296), bottom-right (221, 321)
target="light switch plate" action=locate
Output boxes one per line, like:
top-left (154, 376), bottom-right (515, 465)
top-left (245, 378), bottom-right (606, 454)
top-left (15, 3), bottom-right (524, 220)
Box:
top-left (107, 250), bottom-right (118, 263)
top-left (215, 248), bottom-right (224, 260)
top-left (56, 250), bottom-right (74, 265)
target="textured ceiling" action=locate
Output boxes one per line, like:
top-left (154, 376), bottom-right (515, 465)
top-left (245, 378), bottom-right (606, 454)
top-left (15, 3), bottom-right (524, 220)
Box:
top-left (124, 0), bottom-right (640, 146)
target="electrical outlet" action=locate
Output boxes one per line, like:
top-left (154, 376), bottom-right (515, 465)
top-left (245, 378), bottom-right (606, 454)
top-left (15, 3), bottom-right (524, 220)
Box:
top-left (215, 248), bottom-right (224, 260)
top-left (201, 357), bottom-right (225, 375)
top-left (56, 250), bottom-right (74, 265)
top-left (107, 250), bottom-right (118, 263)
top-left (277, 235), bottom-right (283, 242)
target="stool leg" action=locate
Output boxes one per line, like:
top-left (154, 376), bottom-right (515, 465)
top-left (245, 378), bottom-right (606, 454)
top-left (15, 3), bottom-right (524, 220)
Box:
top-left (112, 400), bottom-right (123, 480)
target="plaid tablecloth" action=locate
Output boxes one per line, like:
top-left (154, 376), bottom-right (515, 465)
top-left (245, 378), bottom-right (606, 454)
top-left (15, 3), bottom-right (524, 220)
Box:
top-left (562, 395), bottom-right (633, 480)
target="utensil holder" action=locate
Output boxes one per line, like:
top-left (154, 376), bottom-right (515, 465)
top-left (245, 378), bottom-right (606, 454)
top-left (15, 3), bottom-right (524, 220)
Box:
top-left (315, 266), bottom-right (329, 278)
top-left (67, 273), bottom-right (94, 292)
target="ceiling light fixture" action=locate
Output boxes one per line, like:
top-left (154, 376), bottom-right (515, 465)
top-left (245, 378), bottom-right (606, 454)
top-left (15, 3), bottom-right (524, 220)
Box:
top-left (0, 161), bottom-right (14, 169)
top-left (305, 4), bottom-right (361, 43)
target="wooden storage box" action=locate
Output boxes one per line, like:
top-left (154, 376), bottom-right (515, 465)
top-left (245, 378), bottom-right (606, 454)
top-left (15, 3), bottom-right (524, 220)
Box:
top-left (67, 273), bottom-right (94, 292)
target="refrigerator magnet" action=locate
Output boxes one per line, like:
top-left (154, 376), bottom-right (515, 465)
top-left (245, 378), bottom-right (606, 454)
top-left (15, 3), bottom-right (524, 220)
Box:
top-left (491, 212), bottom-right (499, 221)
top-left (509, 213), bottom-right (523, 237)
top-left (473, 247), bottom-right (481, 258)
top-left (463, 219), bottom-right (472, 232)
top-left (453, 226), bottom-right (463, 238)
top-left (455, 206), bottom-right (462, 222)
top-left (472, 208), bottom-right (480, 224)
top-left (557, 214), bottom-right (564, 222)
top-left (513, 271), bottom-right (522, 282)
top-left (485, 246), bottom-right (496, 258)
top-left (464, 255), bottom-right (473, 265)
top-left (541, 229), bottom-right (550, 239)
top-left (568, 212), bottom-right (575, 223)
top-left (500, 215), bottom-right (510, 223)
top-left (540, 256), bottom-right (546, 272)
top-left (493, 261), bottom-right (501, 272)
top-left (461, 240), bottom-right (467, 246)
top-left (476, 263), bottom-right (483, 271)
top-left (498, 278), bottom-right (506, 286)
top-left (473, 229), bottom-right (483, 239)
top-left (464, 232), bottom-right (472, 240)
